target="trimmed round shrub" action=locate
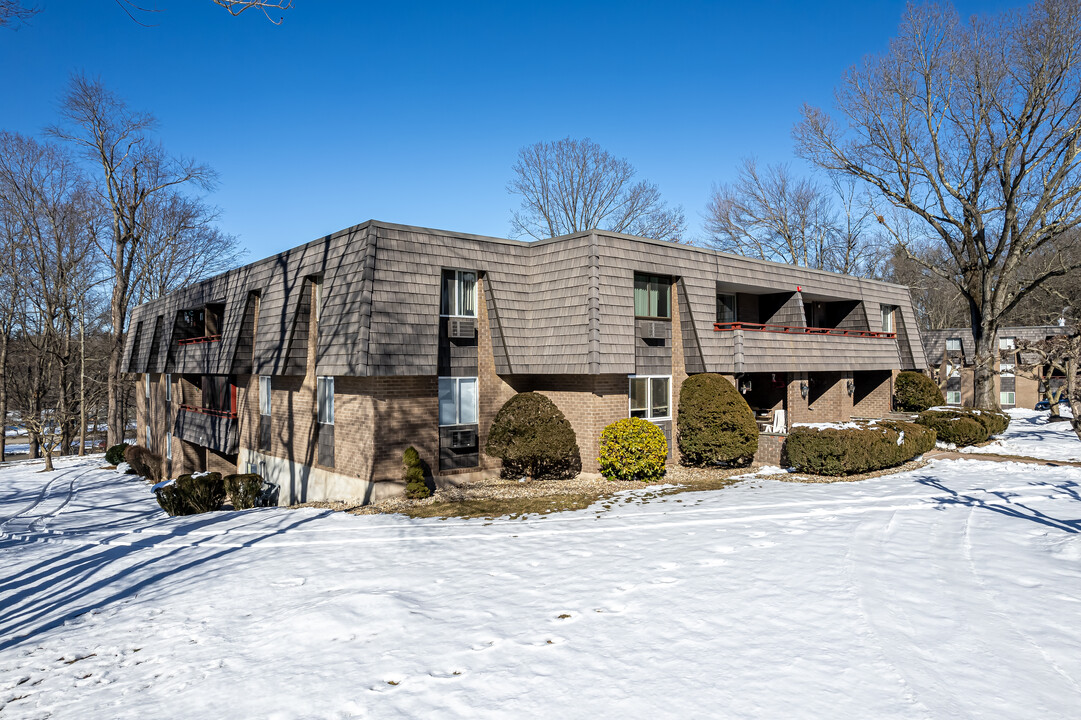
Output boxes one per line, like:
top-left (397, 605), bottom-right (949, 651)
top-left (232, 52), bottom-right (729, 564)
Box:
top-left (224, 473), bottom-right (266, 510)
top-left (677, 373), bottom-right (758, 467)
top-left (154, 472), bottom-right (225, 516)
top-left (402, 445), bottom-right (431, 499)
top-left (598, 418), bottom-right (667, 482)
top-left (105, 442), bottom-right (130, 466)
top-left (894, 371), bottom-right (945, 412)
top-left (486, 392), bottom-right (581, 480)
top-left (915, 409), bottom-right (989, 447)
top-left (972, 408), bottom-right (1010, 436)
top-left (786, 419), bottom-right (935, 476)
top-left (124, 444), bottom-right (163, 483)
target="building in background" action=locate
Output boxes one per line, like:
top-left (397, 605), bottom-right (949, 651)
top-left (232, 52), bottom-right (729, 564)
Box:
top-left (124, 221), bottom-right (925, 504)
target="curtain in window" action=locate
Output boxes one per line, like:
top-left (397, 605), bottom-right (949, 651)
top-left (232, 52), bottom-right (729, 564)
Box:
top-left (651, 377), bottom-right (669, 417)
top-left (629, 377), bottom-right (648, 417)
top-left (459, 272), bottom-right (476, 317)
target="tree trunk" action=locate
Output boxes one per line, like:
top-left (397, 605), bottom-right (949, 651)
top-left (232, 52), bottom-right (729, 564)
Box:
top-left (0, 333), bottom-right (6, 463)
top-left (970, 308), bottom-right (1000, 410)
top-left (78, 311), bottom-right (86, 456)
top-left (107, 284), bottom-right (126, 447)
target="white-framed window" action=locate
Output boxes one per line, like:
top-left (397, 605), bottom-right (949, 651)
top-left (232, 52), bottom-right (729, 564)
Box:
top-left (144, 374), bottom-right (151, 399)
top-left (259, 376), bottom-right (272, 416)
top-left (946, 337), bottom-right (962, 352)
top-left (1000, 391), bottom-right (1016, 406)
top-left (999, 336), bottom-right (1016, 351)
top-left (313, 278), bottom-right (323, 321)
top-left (165, 431), bottom-right (172, 460)
top-left (947, 362), bottom-right (961, 379)
top-left (440, 269), bottom-right (477, 317)
top-left (880, 305), bottom-right (895, 333)
top-left (946, 390), bottom-right (962, 405)
top-left (165, 374), bottom-right (172, 402)
top-left (629, 375), bottom-right (671, 420)
top-left (317, 376), bottom-right (334, 425)
top-left (145, 424), bottom-right (152, 451)
top-left (438, 377), bottom-right (478, 426)
top-left (1000, 363), bottom-right (1015, 377)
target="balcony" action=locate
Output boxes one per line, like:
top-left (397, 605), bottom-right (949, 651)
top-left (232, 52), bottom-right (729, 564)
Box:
top-left (177, 334), bottom-right (222, 346)
top-left (714, 322), bottom-right (896, 339)
top-left (174, 405), bottom-right (238, 454)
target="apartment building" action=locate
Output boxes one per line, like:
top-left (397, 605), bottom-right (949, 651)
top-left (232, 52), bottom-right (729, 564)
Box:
top-left (124, 220), bottom-right (926, 504)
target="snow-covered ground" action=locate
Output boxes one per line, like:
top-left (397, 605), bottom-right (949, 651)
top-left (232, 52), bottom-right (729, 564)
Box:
top-left (1, 442), bottom-right (1080, 717)
top-left (961, 408), bottom-right (1081, 462)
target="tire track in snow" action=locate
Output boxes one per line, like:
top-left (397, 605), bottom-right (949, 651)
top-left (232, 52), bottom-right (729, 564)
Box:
top-left (0, 465), bottom-right (83, 537)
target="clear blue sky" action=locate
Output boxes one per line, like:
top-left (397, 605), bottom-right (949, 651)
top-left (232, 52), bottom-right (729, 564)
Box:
top-left (1, 0), bottom-right (1016, 259)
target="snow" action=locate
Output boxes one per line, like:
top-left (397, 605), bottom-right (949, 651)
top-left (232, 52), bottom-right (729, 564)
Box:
top-left (1, 428), bottom-right (1080, 717)
top-left (960, 408), bottom-right (1081, 462)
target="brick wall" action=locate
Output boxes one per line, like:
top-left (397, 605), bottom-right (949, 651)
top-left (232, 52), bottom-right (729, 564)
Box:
top-left (787, 372), bottom-right (849, 424)
top-left (754, 433), bottom-right (785, 466)
top-left (852, 370), bottom-right (892, 417)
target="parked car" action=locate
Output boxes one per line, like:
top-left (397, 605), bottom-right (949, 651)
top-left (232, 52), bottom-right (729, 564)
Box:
top-left (1035, 399), bottom-right (1067, 411)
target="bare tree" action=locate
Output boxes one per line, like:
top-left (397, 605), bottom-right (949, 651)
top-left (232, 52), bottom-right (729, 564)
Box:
top-left (48, 75), bottom-right (217, 447)
top-left (0, 0), bottom-right (37, 28)
top-left (795, 0), bottom-right (1081, 409)
top-left (1017, 327), bottom-right (1081, 439)
top-left (705, 159), bottom-right (876, 274)
top-left (210, 0), bottom-right (292, 23)
top-left (508, 137), bottom-right (686, 242)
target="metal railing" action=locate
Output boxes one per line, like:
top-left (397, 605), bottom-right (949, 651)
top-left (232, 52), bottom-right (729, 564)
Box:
top-left (178, 404), bottom-right (237, 419)
top-left (177, 335), bottom-right (222, 346)
top-left (713, 321), bottom-right (896, 339)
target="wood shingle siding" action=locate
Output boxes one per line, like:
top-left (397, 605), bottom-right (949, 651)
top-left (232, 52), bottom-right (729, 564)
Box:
top-left (123, 220), bottom-right (927, 381)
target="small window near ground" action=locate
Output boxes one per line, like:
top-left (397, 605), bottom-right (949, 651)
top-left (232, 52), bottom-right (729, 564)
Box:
top-left (1000, 363), bottom-right (1014, 377)
top-left (629, 376), bottom-right (671, 420)
top-left (634, 274), bottom-right (671, 319)
top-left (441, 269), bottom-right (477, 317)
top-left (716, 293), bottom-right (736, 323)
top-left (165, 374), bottom-right (172, 402)
top-left (946, 390), bottom-right (962, 405)
top-left (259, 376), bottom-right (272, 416)
top-left (946, 337), bottom-right (962, 352)
top-left (1000, 391), bottom-right (1016, 406)
top-left (166, 431), bottom-right (172, 461)
top-left (438, 377), bottom-right (478, 426)
top-left (317, 376), bottom-right (334, 425)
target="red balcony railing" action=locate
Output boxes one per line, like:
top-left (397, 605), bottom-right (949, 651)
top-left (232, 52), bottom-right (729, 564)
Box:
top-left (179, 404), bottom-right (237, 419)
top-left (713, 321), bottom-right (896, 339)
top-left (178, 335), bottom-right (222, 346)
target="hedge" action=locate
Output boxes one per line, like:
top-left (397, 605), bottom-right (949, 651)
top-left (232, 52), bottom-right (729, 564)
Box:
top-left (598, 418), bottom-right (667, 482)
top-left (677, 373), bottom-right (758, 467)
top-left (915, 407), bottom-right (1009, 446)
top-left (224, 473), bottom-right (269, 509)
top-left (105, 442), bottom-right (130, 466)
top-left (124, 444), bottom-right (162, 483)
top-left (894, 371), bottom-right (945, 412)
top-left (785, 420), bottom-right (936, 476)
top-left (485, 392), bottom-right (581, 480)
top-left (154, 472), bottom-right (226, 516)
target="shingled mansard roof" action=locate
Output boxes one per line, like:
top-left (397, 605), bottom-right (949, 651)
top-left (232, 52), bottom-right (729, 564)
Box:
top-left (922, 326), bottom-right (1073, 366)
top-left (123, 220), bottom-right (927, 378)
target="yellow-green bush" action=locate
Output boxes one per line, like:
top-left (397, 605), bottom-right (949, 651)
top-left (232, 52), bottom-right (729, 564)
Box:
top-left (677, 373), bottom-right (758, 466)
top-left (598, 418), bottom-right (667, 482)
top-left (785, 420), bottom-right (935, 476)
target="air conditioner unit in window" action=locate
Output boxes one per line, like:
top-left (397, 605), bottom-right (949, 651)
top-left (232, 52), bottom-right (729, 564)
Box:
top-left (642, 321), bottom-right (666, 340)
top-left (448, 429), bottom-right (477, 449)
top-left (448, 318), bottom-right (476, 340)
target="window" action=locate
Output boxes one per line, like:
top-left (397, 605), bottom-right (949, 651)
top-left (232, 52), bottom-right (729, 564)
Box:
top-left (259, 376), bottom-right (272, 416)
top-left (1000, 363), bottom-right (1015, 377)
top-left (441, 269), bottom-right (477, 317)
top-left (947, 362), bottom-right (961, 379)
top-left (165, 374), bottom-right (172, 402)
top-left (317, 376), bottom-right (334, 425)
top-left (716, 293), bottom-right (736, 323)
top-left (629, 376), bottom-right (671, 420)
top-left (438, 377), bottom-right (478, 426)
top-left (946, 390), bottom-right (962, 405)
top-left (313, 279), bottom-right (323, 321)
top-left (144, 374), bottom-right (151, 399)
top-left (634, 274), bottom-right (671, 319)
top-left (165, 431), bottom-right (172, 461)
top-left (1000, 391), bottom-right (1016, 405)
top-left (999, 336), bottom-right (1016, 350)
top-left (946, 337), bottom-right (962, 352)
top-left (145, 425), bottom-right (152, 451)
top-left (880, 305), bottom-right (895, 333)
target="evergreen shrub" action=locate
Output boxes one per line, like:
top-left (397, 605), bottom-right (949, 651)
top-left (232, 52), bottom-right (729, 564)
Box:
top-left (677, 373), bottom-right (758, 466)
top-left (402, 446), bottom-right (431, 499)
top-left (785, 420), bottom-right (935, 476)
top-left (894, 371), bottom-right (945, 412)
top-left (154, 472), bottom-right (226, 516)
top-left (485, 392), bottom-right (581, 480)
top-left (915, 407), bottom-right (1008, 446)
top-left (224, 473), bottom-right (267, 510)
top-left (598, 418), bottom-right (667, 482)
top-left (124, 444), bottom-right (162, 483)
top-left (105, 442), bottom-right (130, 466)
